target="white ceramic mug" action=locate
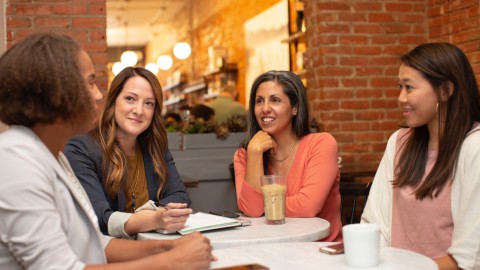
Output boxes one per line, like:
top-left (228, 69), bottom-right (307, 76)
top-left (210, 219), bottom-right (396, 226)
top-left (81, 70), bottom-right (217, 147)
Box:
top-left (342, 223), bottom-right (380, 267)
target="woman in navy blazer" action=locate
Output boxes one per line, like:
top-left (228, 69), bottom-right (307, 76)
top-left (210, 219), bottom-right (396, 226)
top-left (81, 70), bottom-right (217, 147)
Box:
top-left (0, 33), bottom-right (211, 269)
top-left (65, 67), bottom-right (191, 238)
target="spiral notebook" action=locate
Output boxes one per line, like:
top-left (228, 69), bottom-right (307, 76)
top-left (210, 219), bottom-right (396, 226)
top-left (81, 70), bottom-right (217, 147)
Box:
top-left (176, 212), bottom-right (242, 235)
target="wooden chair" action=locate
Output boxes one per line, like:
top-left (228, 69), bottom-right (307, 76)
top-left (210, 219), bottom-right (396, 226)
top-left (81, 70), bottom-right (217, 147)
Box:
top-left (339, 181), bottom-right (372, 225)
top-left (229, 163), bottom-right (235, 183)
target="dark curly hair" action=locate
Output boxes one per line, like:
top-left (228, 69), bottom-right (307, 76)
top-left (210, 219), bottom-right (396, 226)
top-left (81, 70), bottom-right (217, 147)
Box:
top-left (0, 32), bottom-right (93, 127)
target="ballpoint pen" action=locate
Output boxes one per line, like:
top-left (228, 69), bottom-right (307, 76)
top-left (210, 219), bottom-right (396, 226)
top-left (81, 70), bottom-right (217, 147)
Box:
top-left (155, 202), bottom-right (171, 210)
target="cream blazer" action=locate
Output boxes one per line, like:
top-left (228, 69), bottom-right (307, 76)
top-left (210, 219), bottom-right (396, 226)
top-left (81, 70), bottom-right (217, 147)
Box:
top-left (0, 126), bottom-right (111, 269)
top-left (362, 125), bottom-right (480, 270)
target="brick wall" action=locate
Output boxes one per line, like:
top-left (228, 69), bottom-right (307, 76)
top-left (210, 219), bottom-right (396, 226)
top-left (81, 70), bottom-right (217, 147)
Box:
top-left (3, 0), bottom-right (479, 170)
top-left (304, 0), bottom-right (428, 168)
top-left (5, 0), bottom-right (108, 93)
top-left (304, 0), bottom-right (480, 169)
top-left (146, 0), bottom-right (281, 106)
top-left (428, 0), bottom-right (480, 82)
top-left (191, 0), bottom-right (282, 105)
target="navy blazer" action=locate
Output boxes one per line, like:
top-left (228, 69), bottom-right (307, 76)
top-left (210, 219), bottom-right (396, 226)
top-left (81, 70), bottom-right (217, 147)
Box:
top-left (64, 133), bottom-right (190, 235)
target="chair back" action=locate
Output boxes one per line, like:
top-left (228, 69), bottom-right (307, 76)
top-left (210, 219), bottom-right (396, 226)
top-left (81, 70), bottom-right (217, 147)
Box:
top-left (339, 181), bottom-right (372, 225)
top-left (229, 163), bottom-right (235, 182)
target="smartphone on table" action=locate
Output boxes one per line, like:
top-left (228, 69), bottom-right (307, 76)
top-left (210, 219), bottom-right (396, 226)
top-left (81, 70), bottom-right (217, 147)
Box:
top-left (209, 211), bottom-right (240, 219)
top-left (214, 263), bottom-right (269, 270)
top-left (319, 243), bottom-right (344, 255)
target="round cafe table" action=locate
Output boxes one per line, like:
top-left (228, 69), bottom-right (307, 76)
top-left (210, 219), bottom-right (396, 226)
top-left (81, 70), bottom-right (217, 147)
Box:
top-left (210, 242), bottom-right (438, 270)
top-left (137, 216), bottom-right (330, 250)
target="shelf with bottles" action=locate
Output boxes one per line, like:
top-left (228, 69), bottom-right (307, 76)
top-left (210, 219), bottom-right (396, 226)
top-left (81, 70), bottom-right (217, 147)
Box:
top-left (163, 97), bottom-right (182, 107)
top-left (183, 82), bottom-right (207, 94)
top-left (281, 31), bottom-right (305, 43)
top-left (283, 0), bottom-right (307, 79)
top-left (203, 63), bottom-right (238, 99)
top-left (203, 63), bottom-right (238, 81)
top-left (184, 81), bottom-right (208, 107)
top-left (162, 71), bottom-right (187, 104)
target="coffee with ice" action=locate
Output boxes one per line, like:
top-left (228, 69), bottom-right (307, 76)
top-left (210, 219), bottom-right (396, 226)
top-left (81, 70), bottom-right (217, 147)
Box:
top-left (260, 175), bottom-right (286, 225)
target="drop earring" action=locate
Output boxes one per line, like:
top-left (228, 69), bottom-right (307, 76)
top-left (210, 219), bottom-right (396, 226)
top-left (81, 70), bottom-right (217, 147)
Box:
top-left (436, 103), bottom-right (439, 114)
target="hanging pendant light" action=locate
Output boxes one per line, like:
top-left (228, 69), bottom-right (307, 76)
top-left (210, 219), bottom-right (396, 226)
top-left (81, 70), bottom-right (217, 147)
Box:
top-left (145, 62), bottom-right (159, 75)
top-left (112, 61), bottom-right (126, 75)
top-left (121, 51), bottom-right (138, 66)
top-left (157, 55), bottom-right (173, 70)
top-left (173, 42), bottom-right (191, 60)
top-left (120, 21), bottom-right (138, 67)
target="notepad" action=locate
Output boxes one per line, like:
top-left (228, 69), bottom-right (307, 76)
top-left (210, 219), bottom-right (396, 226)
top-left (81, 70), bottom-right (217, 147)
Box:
top-left (177, 212), bottom-right (242, 235)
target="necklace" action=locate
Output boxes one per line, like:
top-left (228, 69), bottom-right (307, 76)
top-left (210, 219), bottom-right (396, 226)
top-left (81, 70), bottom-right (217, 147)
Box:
top-left (270, 140), bottom-right (298, 162)
top-left (130, 146), bottom-right (141, 211)
top-left (131, 167), bottom-right (140, 211)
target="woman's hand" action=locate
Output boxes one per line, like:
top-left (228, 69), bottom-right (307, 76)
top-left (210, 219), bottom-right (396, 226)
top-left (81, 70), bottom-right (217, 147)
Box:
top-left (124, 203), bottom-right (191, 235)
top-left (155, 203), bottom-right (192, 231)
top-left (247, 131), bottom-right (277, 155)
top-left (243, 131), bottom-right (277, 192)
top-left (101, 232), bottom-right (213, 269)
top-left (168, 232), bottom-right (213, 270)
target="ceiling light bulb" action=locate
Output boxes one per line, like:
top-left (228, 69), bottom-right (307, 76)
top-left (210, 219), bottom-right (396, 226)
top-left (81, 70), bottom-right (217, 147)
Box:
top-left (157, 55), bottom-right (173, 70)
top-left (173, 42), bottom-right (191, 60)
top-left (112, 61), bottom-right (126, 76)
top-left (121, 50), bottom-right (138, 66)
top-left (145, 62), bottom-right (159, 75)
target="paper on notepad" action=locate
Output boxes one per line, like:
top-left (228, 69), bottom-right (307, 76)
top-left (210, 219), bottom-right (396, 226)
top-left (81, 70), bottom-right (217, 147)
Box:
top-left (177, 212), bottom-right (242, 235)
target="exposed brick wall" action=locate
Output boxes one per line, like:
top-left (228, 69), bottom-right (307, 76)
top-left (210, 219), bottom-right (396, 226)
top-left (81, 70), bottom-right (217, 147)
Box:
top-left (304, 0), bottom-right (480, 169)
top-left (304, 0), bottom-right (429, 168)
top-left (147, 0), bottom-right (281, 106)
top-left (4, 0), bottom-right (479, 171)
top-left (428, 0), bottom-right (480, 82)
top-left (190, 0), bottom-right (281, 105)
top-left (5, 0), bottom-right (108, 93)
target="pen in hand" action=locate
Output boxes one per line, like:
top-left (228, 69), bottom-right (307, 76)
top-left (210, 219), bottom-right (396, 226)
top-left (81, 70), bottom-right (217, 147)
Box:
top-left (155, 202), bottom-right (171, 210)
top-left (155, 202), bottom-right (189, 210)
top-left (155, 202), bottom-right (193, 216)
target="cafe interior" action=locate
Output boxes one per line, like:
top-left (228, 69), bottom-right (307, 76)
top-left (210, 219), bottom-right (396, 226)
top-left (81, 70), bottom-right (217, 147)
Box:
top-left (1, 0), bottom-right (480, 269)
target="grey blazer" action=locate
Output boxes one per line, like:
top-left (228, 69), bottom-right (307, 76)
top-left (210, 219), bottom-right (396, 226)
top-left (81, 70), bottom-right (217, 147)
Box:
top-left (0, 126), bottom-right (111, 269)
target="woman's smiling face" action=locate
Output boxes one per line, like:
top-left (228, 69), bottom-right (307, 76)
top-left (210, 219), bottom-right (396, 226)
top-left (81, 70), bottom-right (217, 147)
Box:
top-left (114, 75), bottom-right (156, 142)
top-left (254, 81), bottom-right (297, 137)
top-left (397, 64), bottom-right (439, 130)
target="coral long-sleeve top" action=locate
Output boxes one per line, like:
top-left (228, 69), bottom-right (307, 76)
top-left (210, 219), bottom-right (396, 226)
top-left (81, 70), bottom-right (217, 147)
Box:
top-left (234, 133), bottom-right (342, 241)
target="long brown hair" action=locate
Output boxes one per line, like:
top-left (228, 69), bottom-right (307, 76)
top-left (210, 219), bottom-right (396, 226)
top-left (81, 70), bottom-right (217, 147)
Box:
top-left (242, 70), bottom-right (311, 174)
top-left (394, 43), bottom-right (480, 199)
top-left (92, 67), bottom-right (168, 200)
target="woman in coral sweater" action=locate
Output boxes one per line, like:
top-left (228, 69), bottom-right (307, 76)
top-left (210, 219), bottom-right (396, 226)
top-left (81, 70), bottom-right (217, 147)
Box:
top-left (234, 70), bottom-right (342, 241)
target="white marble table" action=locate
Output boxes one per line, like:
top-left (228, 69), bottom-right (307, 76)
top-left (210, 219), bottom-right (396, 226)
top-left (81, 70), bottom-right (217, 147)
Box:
top-left (137, 217), bottom-right (330, 250)
top-left (210, 242), bottom-right (438, 270)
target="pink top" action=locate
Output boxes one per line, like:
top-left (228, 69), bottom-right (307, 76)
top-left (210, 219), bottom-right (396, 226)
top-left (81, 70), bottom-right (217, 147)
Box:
top-left (391, 130), bottom-right (453, 258)
top-left (234, 133), bottom-right (342, 241)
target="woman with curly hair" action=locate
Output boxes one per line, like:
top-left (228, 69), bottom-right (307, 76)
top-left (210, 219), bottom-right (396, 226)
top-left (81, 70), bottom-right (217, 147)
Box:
top-left (64, 67), bottom-right (191, 238)
top-left (0, 32), bottom-right (211, 269)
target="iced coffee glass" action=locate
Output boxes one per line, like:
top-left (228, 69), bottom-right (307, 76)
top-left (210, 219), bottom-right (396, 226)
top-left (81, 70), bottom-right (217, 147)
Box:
top-left (260, 175), bottom-right (286, 225)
